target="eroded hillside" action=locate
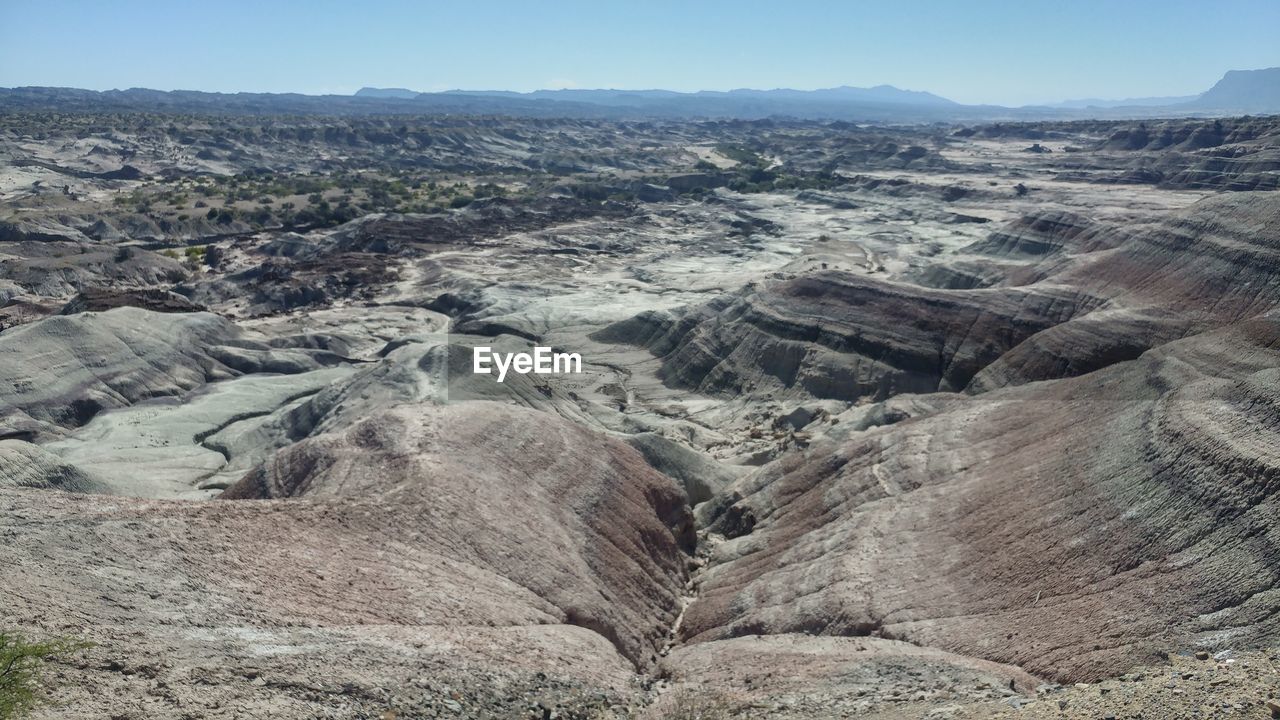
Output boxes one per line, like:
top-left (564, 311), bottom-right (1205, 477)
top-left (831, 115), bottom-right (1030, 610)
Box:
top-left (2, 113), bottom-right (1279, 718)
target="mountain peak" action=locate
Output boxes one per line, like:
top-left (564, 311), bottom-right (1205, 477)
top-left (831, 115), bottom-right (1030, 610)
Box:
top-left (1192, 67), bottom-right (1280, 111)
top-left (354, 87), bottom-right (418, 100)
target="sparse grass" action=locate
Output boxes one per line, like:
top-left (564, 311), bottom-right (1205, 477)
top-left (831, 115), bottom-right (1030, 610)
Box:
top-left (0, 631), bottom-right (91, 719)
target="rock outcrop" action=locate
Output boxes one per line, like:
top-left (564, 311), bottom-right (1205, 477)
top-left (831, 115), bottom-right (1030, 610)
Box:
top-left (972, 191), bottom-right (1280, 390)
top-left (606, 274), bottom-right (1091, 403)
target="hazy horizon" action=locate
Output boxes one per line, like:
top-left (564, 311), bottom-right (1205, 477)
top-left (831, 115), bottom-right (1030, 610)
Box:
top-left (3, 0), bottom-right (1279, 106)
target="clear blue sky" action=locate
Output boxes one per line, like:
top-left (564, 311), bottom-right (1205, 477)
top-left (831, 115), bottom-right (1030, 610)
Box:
top-left (2, 0), bottom-right (1278, 106)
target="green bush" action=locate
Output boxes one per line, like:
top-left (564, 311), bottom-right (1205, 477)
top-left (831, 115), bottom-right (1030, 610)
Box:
top-left (0, 631), bottom-right (91, 719)
top-left (714, 144), bottom-right (763, 166)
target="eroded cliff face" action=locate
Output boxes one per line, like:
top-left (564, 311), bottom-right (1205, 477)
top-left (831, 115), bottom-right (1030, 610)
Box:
top-left (636, 273), bottom-right (1092, 400)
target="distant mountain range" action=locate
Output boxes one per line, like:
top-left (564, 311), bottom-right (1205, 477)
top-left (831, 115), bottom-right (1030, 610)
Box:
top-left (4, 69), bottom-right (1277, 121)
top-left (360, 84), bottom-right (959, 108)
top-left (360, 69), bottom-right (1279, 119)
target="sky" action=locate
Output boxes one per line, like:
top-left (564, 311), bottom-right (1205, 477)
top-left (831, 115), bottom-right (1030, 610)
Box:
top-left (2, 0), bottom-right (1278, 106)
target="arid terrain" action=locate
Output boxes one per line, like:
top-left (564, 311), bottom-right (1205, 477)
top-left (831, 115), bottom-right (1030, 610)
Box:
top-left (3, 110), bottom-right (1280, 719)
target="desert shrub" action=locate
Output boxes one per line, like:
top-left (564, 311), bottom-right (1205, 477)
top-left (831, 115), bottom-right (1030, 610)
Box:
top-left (472, 183), bottom-right (505, 199)
top-left (0, 631), bottom-right (91, 719)
top-left (367, 187), bottom-right (392, 207)
top-left (204, 245), bottom-right (225, 268)
top-left (248, 207), bottom-right (274, 226)
top-left (714, 144), bottom-right (763, 166)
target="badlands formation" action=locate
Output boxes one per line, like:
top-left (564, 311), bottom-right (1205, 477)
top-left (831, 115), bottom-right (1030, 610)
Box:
top-left (1, 112), bottom-right (1280, 718)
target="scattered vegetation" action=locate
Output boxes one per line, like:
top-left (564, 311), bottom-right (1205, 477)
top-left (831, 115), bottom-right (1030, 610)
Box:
top-left (0, 631), bottom-right (91, 719)
top-left (714, 144), bottom-right (764, 166)
top-left (8, 112), bottom-right (870, 244)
